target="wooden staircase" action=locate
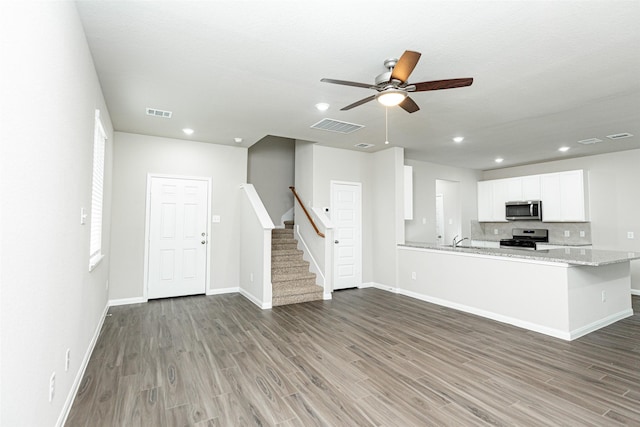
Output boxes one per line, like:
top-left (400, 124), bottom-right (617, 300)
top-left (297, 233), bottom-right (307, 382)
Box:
top-left (271, 222), bottom-right (323, 306)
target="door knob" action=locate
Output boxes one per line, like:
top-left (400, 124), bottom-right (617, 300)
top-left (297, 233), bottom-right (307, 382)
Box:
top-left (201, 240), bottom-right (206, 244)
top-left (334, 240), bottom-right (339, 244)
top-left (201, 232), bottom-right (206, 237)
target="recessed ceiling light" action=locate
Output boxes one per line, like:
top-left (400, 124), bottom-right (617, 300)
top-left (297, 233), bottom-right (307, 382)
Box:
top-left (315, 102), bottom-right (330, 111)
top-left (182, 128), bottom-right (194, 135)
top-left (558, 146), bottom-right (570, 152)
top-left (234, 137), bottom-right (243, 143)
top-left (494, 157), bottom-right (504, 163)
top-left (453, 136), bottom-right (464, 143)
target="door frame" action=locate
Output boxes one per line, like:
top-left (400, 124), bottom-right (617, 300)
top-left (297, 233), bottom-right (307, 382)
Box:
top-left (330, 180), bottom-right (362, 290)
top-left (143, 173), bottom-right (212, 301)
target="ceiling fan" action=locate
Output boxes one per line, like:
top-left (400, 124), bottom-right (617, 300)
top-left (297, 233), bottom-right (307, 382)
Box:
top-left (321, 50), bottom-right (473, 113)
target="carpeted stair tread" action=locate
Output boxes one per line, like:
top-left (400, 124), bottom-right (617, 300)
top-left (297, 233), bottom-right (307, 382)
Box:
top-left (272, 282), bottom-right (323, 298)
top-left (270, 224), bottom-right (322, 306)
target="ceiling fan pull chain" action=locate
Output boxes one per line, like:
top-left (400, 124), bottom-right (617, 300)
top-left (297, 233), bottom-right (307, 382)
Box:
top-left (385, 107), bottom-right (389, 145)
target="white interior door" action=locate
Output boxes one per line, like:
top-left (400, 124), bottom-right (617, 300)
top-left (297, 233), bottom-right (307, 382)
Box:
top-left (435, 194), bottom-right (444, 245)
top-left (331, 182), bottom-right (362, 290)
top-left (147, 176), bottom-right (209, 299)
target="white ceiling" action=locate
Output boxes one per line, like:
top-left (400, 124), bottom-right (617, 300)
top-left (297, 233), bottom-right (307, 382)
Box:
top-left (75, 0), bottom-right (640, 171)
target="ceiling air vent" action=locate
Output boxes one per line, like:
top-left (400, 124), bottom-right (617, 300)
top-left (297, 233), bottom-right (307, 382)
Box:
top-left (354, 143), bottom-right (374, 149)
top-left (310, 118), bottom-right (364, 134)
top-left (606, 132), bottom-right (633, 140)
top-left (577, 138), bottom-right (602, 145)
top-left (146, 107), bottom-right (172, 118)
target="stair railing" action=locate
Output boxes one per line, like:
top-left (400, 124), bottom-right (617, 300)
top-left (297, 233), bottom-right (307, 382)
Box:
top-left (289, 186), bottom-right (325, 238)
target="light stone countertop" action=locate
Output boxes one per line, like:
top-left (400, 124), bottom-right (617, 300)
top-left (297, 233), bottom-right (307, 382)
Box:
top-left (400, 242), bottom-right (640, 267)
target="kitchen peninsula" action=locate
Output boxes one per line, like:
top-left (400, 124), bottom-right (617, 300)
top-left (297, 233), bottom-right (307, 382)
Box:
top-left (396, 243), bottom-right (639, 340)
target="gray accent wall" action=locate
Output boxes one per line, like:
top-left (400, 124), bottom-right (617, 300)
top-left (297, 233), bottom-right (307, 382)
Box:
top-left (248, 136), bottom-right (295, 226)
top-left (109, 132), bottom-right (248, 300)
top-left (482, 149), bottom-right (640, 292)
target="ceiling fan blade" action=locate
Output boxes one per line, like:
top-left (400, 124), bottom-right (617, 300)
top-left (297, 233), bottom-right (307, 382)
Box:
top-left (341, 95), bottom-right (376, 111)
top-left (399, 96), bottom-right (420, 113)
top-left (412, 78), bottom-right (474, 92)
top-left (390, 50), bottom-right (421, 83)
top-left (321, 78), bottom-right (374, 89)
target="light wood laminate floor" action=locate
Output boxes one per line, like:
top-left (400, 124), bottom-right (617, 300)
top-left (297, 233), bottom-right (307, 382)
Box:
top-left (66, 289), bottom-right (640, 426)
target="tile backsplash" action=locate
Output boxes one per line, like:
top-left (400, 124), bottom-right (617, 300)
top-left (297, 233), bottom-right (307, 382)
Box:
top-left (470, 220), bottom-right (592, 245)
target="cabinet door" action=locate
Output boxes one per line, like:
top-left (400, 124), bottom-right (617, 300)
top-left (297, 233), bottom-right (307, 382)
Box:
top-left (491, 179), bottom-right (509, 221)
top-left (540, 173), bottom-right (562, 221)
top-left (506, 178), bottom-right (523, 202)
top-left (477, 181), bottom-right (493, 222)
top-left (560, 170), bottom-right (586, 221)
top-left (540, 170), bottom-right (587, 222)
top-left (522, 175), bottom-right (541, 200)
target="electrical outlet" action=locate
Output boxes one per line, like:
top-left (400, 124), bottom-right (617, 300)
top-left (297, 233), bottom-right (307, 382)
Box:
top-left (411, 272), bottom-right (416, 280)
top-left (422, 218), bottom-right (426, 225)
top-left (564, 230), bottom-right (570, 237)
top-left (250, 273), bottom-right (254, 282)
top-left (105, 280), bottom-right (109, 291)
top-left (579, 231), bottom-right (585, 237)
top-left (628, 231), bottom-right (635, 239)
top-left (601, 290), bottom-right (607, 303)
top-left (494, 229), bottom-right (499, 235)
top-left (49, 372), bottom-right (56, 402)
top-left (65, 349), bottom-right (71, 372)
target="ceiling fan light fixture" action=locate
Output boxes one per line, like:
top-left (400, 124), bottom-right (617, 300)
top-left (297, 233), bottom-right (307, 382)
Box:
top-left (376, 89), bottom-right (407, 107)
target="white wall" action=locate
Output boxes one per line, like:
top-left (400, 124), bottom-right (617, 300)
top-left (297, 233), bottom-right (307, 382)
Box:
top-left (239, 185), bottom-right (274, 308)
top-left (482, 149), bottom-right (640, 292)
top-left (311, 145), bottom-right (374, 283)
top-left (371, 147), bottom-right (405, 287)
top-left (405, 159), bottom-right (483, 243)
top-left (0, 3), bottom-right (113, 425)
top-left (109, 132), bottom-right (247, 301)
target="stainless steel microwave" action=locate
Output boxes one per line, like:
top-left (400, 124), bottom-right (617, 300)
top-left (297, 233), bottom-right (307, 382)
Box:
top-left (505, 200), bottom-right (542, 221)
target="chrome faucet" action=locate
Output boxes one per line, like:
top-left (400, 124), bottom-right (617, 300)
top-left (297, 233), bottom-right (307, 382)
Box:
top-left (452, 235), bottom-right (470, 247)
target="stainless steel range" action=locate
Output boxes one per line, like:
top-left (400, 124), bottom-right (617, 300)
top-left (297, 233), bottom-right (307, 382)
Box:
top-left (500, 228), bottom-right (549, 250)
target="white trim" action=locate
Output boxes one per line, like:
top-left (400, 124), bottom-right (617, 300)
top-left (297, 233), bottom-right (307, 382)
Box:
top-left (144, 174), bottom-right (212, 300)
top-left (108, 296), bottom-right (147, 307)
top-left (239, 288), bottom-right (272, 309)
top-left (206, 287), bottom-right (240, 296)
top-left (295, 225), bottom-right (325, 285)
top-left (57, 303), bottom-right (109, 427)
top-left (631, 289), bottom-right (640, 296)
top-left (360, 281), bottom-right (398, 293)
top-left (330, 180), bottom-right (363, 289)
top-left (368, 284), bottom-right (634, 341)
top-left (568, 309), bottom-right (634, 340)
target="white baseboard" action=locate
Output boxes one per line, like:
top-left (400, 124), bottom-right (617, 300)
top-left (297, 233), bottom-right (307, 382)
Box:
top-left (108, 296), bottom-right (147, 306)
top-left (568, 309), bottom-right (634, 340)
top-left (360, 282), bottom-right (398, 293)
top-left (57, 302), bottom-right (109, 427)
top-left (206, 287), bottom-right (239, 296)
top-left (631, 289), bottom-right (640, 296)
top-left (239, 288), bottom-right (272, 309)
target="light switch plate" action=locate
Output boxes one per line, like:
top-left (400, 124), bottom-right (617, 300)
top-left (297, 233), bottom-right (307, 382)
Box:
top-left (628, 231), bottom-right (635, 239)
top-left (564, 230), bottom-right (570, 237)
top-left (212, 215), bottom-right (221, 223)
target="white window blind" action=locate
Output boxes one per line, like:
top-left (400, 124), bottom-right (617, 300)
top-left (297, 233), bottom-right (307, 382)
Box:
top-left (89, 110), bottom-right (106, 269)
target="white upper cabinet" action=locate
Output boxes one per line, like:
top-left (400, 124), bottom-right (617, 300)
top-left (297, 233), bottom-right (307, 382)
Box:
top-left (478, 170), bottom-right (587, 222)
top-left (477, 179), bottom-right (508, 222)
top-left (540, 170), bottom-right (588, 222)
top-left (477, 180), bottom-right (494, 222)
top-left (521, 175), bottom-right (541, 200)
